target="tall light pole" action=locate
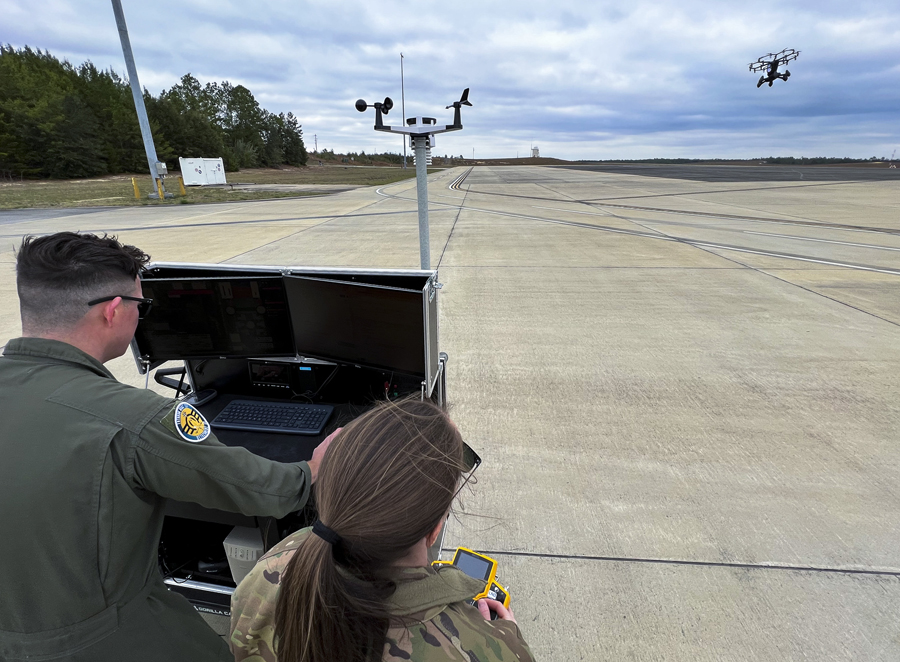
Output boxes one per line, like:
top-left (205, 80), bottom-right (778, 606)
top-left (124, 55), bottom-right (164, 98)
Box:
top-left (400, 53), bottom-right (407, 169)
top-left (110, 0), bottom-right (170, 199)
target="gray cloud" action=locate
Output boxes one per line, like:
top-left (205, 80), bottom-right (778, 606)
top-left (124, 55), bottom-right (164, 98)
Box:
top-left (2, 0), bottom-right (898, 159)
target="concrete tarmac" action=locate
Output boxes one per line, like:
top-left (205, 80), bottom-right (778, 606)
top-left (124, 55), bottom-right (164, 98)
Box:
top-left (1, 165), bottom-right (898, 660)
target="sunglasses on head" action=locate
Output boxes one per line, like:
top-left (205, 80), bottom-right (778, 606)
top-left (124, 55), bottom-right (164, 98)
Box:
top-left (87, 295), bottom-right (154, 320)
top-left (453, 441), bottom-right (482, 500)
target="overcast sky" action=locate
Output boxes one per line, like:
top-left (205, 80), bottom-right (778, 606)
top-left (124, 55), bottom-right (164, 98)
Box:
top-left (3, 0), bottom-right (899, 160)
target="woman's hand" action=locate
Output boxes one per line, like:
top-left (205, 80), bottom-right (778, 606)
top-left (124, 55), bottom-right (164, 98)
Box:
top-left (477, 598), bottom-right (516, 623)
top-left (308, 427), bottom-right (342, 483)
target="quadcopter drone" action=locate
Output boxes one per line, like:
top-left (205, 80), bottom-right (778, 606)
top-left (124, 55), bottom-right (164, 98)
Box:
top-left (749, 48), bottom-right (799, 88)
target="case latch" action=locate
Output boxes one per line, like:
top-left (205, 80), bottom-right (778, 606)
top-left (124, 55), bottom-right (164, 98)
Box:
top-left (429, 280), bottom-right (443, 302)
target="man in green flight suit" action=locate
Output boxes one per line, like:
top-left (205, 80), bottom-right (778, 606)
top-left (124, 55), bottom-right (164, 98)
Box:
top-left (0, 232), bottom-right (334, 662)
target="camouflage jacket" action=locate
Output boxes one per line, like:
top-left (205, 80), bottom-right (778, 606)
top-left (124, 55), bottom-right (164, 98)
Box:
top-left (231, 528), bottom-right (535, 662)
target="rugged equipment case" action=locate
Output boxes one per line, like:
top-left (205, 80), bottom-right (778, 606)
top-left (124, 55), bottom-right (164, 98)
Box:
top-left (130, 262), bottom-right (447, 615)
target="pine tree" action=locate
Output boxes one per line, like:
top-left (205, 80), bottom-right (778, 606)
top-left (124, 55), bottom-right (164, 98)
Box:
top-left (0, 45), bottom-right (308, 178)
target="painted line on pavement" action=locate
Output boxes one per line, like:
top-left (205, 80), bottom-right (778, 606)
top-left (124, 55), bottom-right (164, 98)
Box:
top-left (454, 548), bottom-right (900, 578)
top-left (742, 230), bottom-right (900, 252)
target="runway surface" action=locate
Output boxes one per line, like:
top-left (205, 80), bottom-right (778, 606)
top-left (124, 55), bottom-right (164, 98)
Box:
top-left (1, 165), bottom-right (899, 660)
top-left (557, 162), bottom-right (900, 182)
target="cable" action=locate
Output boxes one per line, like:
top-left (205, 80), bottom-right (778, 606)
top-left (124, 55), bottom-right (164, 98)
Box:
top-left (161, 557), bottom-right (195, 583)
top-left (312, 364), bottom-right (340, 398)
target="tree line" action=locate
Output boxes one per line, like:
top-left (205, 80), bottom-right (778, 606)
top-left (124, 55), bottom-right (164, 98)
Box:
top-left (0, 45), bottom-right (307, 179)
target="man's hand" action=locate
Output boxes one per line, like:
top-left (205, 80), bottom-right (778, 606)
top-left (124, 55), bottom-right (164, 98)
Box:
top-left (307, 427), bottom-right (341, 483)
top-left (477, 598), bottom-right (516, 623)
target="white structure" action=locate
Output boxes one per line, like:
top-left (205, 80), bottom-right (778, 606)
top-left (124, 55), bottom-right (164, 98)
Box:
top-left (531, 146), bottom-right (540, 158)
top-left (357, 89), bottom-right (471, 270)
top-left (179, 157), bottom-right (227, 186)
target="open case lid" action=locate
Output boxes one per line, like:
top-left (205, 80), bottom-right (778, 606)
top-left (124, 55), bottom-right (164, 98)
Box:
top-left (131, 262), bottom-right (442, 395)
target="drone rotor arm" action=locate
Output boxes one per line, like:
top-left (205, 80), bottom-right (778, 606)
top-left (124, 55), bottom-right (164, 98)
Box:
top-left (774, 48), bottom-right (799, 64)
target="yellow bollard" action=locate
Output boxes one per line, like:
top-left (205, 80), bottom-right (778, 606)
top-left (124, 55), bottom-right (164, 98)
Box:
top-left (178, 177), bottom-right (186, 196)
top-left (132, 177), bottom-right (140, 199)
top-left (156, 179), bottom-right (164, 200)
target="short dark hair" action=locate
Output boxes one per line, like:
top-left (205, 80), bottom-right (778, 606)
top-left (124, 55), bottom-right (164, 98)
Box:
top-left (16, 232), bottom-right (150, 332)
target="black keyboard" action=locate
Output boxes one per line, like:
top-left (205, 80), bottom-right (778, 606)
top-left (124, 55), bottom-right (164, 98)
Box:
top-left (211, 400), bottom-right (334, 435)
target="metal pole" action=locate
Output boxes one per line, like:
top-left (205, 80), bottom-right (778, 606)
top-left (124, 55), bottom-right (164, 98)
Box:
top-left (401, 53), bottom-right (407, 169)
top-left (414, 139), bottom-right (430, 269)
top-left (111, 0), bottom-right (165, 198)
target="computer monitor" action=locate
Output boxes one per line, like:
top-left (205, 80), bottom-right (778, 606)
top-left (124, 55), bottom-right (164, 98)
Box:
top-left (285, 276), bottom-right (426, 377)
top-left (134, 277), bottom-right (294, 361)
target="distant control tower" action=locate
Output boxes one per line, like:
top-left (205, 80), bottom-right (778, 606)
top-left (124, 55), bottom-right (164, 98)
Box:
top-left (531, 146), bottom-right (540, 158)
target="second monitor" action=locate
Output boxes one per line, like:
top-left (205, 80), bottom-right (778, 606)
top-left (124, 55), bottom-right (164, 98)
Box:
top-left (285, 276), bottom-right (426, 378)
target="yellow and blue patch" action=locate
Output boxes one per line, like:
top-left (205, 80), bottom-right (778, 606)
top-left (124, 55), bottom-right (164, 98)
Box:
top-left (174, 402), bottom-right (211, 443)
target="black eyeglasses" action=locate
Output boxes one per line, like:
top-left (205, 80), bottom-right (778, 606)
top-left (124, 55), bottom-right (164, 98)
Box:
top-left (453, 442), bottom-right (482, 500)
top-left (87, 295), bottom-right (154, 320)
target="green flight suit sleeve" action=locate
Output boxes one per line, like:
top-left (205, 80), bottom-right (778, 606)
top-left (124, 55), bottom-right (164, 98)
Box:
top-left (125, 402), bottom-right (311, 518)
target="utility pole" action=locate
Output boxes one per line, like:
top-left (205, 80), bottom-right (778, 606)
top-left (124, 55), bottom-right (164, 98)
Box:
top-left (314, 134), bottom-right (318, 152)
top-left (110, 0), bottom-right (170, 199)
top-left (400, 53), bottom-right (407, 169)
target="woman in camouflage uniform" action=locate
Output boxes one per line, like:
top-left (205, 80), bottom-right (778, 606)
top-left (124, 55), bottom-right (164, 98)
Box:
top-left (230, 398), bottom-right (534, 662)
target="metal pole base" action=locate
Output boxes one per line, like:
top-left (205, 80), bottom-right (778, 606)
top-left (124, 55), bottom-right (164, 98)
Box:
top-left (414, 142), bottom-right (431, 270)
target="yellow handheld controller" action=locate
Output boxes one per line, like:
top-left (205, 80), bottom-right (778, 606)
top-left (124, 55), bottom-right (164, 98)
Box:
top-left (432, 547), bottom-right (511, 611)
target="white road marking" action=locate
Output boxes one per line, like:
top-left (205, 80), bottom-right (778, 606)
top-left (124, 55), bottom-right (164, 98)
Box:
top-left (532, 205), bottom-right (611, 216)
top-left (742, 231), bottom-right (900, 252)
top-left (692, 243), bottom-right (900, 275)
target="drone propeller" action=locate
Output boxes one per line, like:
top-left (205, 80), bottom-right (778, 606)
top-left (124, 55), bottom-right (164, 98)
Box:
top-left (749, 48), bottom-right (800, 71)
top-left (770, 48), bottom-right (800, 63)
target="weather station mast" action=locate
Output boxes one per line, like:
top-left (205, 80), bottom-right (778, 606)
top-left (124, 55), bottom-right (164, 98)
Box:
top-left (356, 89), bottom-right (472, 269)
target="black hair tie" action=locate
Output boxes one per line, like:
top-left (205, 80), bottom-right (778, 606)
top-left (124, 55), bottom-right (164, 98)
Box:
top-left (312, 520), bottom-right (342, 546)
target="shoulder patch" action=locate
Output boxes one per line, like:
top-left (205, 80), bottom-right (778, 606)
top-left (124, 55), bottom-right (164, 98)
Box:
top-left (170, 401), bottom-right (211, 443)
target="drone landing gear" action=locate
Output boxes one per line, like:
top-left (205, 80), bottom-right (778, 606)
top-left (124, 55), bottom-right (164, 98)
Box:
top-left (784, 70), bottom-right (791, 79)
top-left (757, 76), bottom-right (765, 88)
top-left (768, 80), bottom-right (774, 87)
